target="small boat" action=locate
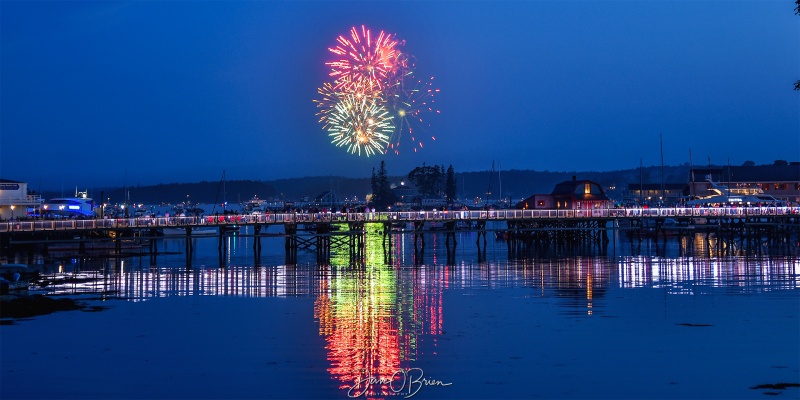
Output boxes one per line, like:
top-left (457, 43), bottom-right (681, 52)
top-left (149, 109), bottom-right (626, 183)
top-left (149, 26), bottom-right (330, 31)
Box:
top-left (242, 196), bottom-right (266, 215)
top-left (103, 204), bottom-right (124, 218)
top-left (0, 263), bottom-right (38, 281)
top-left (0, 263), bottom-right (38, 294)
top-left (132, 205), bottom-right (150, 218)
top-left (173, 202), bottom-right (205, 217)
top-left (0, 277), bottom-right (27, 294)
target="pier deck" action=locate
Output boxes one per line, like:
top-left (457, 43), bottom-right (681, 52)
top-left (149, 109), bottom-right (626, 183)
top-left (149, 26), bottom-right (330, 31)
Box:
top-left (1, 207), bottom-right (797, 265)
top-left (1, 206), bottom-right (797, 234)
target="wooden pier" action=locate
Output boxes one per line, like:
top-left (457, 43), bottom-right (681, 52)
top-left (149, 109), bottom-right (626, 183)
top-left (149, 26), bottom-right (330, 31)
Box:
top-left (1, 207), bottom-right (798, 265)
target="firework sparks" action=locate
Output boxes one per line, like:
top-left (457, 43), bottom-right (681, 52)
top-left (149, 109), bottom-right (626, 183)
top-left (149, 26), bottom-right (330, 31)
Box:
top-left (315, 25), bottom-right (438, 156)
top-left (314, 78), bottom-right (386, 130)
top-left (326, 94), bottom-right (394, 157)
top-left (385, 74), bottom-right (440, 154)
top-left (326, 25), bottom-right (399, 92)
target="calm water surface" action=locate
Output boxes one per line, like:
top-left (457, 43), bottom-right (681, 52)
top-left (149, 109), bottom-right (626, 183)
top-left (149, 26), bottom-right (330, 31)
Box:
top-left (2, 224), bottom-right (799, 399)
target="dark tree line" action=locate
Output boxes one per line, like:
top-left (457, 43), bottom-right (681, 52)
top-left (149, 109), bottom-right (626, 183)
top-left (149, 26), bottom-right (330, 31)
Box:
top-left (406, 163), bottom-right (457, 204)
top-left (369, 162), bottom-right (458, 210)
top-left (407, 164), bottom-right (444, 198)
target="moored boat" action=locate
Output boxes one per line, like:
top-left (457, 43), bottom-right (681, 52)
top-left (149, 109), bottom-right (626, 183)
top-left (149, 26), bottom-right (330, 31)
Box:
top-left (687, 176), bottom-right (781, 207)
top-left (41, 190), bottom-right (97, 218)
top-left (0, 263), bottom-right (39, 281)
top-left (0, 263), bottom-right (38, 294)
top-left (173, 202), bottom-right (205, 217)
top-left (242, 196), bottom-right (266, 215)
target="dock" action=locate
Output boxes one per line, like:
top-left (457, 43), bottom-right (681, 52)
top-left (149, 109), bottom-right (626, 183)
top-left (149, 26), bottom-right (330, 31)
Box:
top-left (1, 207), bottom-right (798, 265)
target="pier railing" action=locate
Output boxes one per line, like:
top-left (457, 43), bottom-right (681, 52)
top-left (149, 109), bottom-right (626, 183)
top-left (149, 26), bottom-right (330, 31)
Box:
top-left (0, 207), bottom-right (797, 233)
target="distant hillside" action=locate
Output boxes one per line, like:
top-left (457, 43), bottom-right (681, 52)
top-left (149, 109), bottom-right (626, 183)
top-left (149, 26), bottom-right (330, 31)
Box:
top-left (39, 165), bottom-right (692, 205)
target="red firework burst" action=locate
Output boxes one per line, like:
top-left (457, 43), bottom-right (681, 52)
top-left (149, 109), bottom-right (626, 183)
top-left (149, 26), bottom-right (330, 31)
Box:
top-left (326, 25), bottom-right (399, 92)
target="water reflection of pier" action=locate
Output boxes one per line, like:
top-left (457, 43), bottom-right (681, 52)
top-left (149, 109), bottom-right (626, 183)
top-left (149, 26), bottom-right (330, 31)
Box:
top-left (618, 255), bottom-right (800, 293)
top-left (40, 254), bottom-right (797, 300)
top-left (34, 252), bottom-right (799, 396)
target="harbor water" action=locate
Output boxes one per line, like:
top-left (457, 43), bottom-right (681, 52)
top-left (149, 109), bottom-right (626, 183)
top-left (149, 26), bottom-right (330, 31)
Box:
top-left (1, 223), bottom-right (799, 399)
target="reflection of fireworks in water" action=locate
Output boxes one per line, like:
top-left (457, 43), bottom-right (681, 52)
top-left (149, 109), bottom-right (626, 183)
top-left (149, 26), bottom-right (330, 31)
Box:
top-left (316, 25), bottom-right (439, 156)
top-left (326, 25), bottom-right (399, 92)
top-left (327, 94), bottom-right (393, 157)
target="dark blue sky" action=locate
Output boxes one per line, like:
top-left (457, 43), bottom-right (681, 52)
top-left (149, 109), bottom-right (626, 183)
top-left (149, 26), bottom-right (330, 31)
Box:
top-left (1, 1), bottom-right (797, 190)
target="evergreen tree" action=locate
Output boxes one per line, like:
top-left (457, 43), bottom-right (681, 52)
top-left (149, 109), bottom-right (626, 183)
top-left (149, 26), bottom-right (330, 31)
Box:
top-left (437, 165), bottom-right (446, 197)
top-left (372, 161), bottom-right (395, 210)
top-left (445, 165), bottom-right (457, 204)
top-left (370, 167), bottom-right (378, 202)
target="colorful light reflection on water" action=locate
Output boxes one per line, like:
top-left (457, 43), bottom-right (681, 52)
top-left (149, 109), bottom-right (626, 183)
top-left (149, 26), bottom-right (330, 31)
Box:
top-left (15, 227), bottom-right (800, 398)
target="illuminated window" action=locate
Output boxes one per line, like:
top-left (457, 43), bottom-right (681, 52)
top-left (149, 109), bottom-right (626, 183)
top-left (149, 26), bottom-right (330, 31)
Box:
top-left (584, 183), bottom-right (591, 194)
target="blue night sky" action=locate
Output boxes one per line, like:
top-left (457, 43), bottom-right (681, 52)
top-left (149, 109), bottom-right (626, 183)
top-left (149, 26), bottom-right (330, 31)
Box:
top-left (1, 1), bottom-right (797, 190)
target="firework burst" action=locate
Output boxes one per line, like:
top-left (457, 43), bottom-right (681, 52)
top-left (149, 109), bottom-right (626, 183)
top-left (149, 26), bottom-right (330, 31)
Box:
top-left (326, 94), bottom-right (394, 157)
top-left (315, 25), bottom-right (439, 157)
top-left (326, 25), bottom-right (399, 92)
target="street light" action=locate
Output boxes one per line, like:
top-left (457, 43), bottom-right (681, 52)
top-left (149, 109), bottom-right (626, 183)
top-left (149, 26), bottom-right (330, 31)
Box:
top-left (10, 205), bottom-right (15, 220)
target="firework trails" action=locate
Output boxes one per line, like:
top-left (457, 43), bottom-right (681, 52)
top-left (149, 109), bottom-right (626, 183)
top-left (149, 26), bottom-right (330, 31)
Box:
top-left (327, 94), bottom-right (393, 157)
top-left (315, 25), bottom-right (439, 156)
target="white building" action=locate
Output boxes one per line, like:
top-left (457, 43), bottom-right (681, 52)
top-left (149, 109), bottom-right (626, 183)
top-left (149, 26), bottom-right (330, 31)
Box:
top-left (0, 179), bottom-right (43, 220)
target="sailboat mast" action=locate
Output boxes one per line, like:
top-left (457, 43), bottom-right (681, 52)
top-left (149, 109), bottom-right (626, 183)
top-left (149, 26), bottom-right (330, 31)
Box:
top-left (212, 170), bottom-right (227, 214)
top-left (222, 170), bottom-right (227, 211)
top-left (485, 161), bottom-right (494, 208)
top-left (727, 158), bottom-right (731, 197)
top-left (498, 162), bottom-right (502, 206)
top-left (462, 175), bottom-right (465, 204)
top-left (639, 157), bottom-right (643, 204)
top-left (689, 149), bottom-right (695, 198)
top-left (660, 133), bottom-right (665, 201)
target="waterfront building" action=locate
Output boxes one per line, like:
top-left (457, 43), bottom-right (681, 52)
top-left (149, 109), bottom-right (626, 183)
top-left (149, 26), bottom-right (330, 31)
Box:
top-left (625, 183), bottom-right (686, 205)
top-left (515, 177), bottom-right (612, 210)
top-left (0, 179), bottom-right (43, 220)
top-left (392, 181), bottom-right (454, 210)
top-left (688, 164), bottom-right (800, 203)
top-left (390, 182), bottom-right (417, 209)
top-left (623, 164), bottom-right (800, 206)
